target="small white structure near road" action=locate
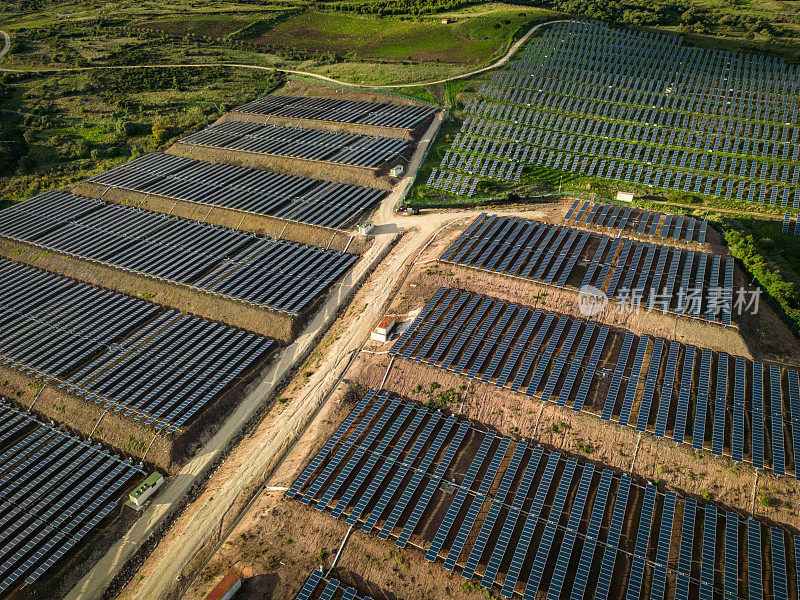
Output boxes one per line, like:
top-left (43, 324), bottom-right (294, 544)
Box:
top-left (129, 472), bottom-right (164, 508)
top-left (390, 164), bottom-right (405, 178)
top-left (371, 316), bottom-right (396, 343)
top-left (616, 191), bottom-right (635, 202)
top-left (358, 221), bottom-right (374, 235)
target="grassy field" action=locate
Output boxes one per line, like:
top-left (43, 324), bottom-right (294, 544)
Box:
top-left (0, 67), bottom-right (284, 206)
top-left (250, 9), bottom-right (553, 63)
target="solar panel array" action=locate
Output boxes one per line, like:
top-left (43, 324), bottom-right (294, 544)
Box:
top-left (293, 569), bottom-right (376, 600)
top-left (0, 258), bottom-right (276, 431)
top-left (0, 398), bottom-right (143, 595)
top-left (431, 20), bottom-right (800, 207)
top-left (781, 211), bottom-right (800, 236)
top-left (0, 190), bottom-right (357, 316)
top-left (234, 95), bottom-right (435, 130)
top-left (442, 214), bottom-right (732, 325)
top-left (391, 287), bottom-right (800, 476)
top-left (564, 200), bottom-right (708, 243)
top-left (289, 390), bottom-right (800, 599)
top-left (85, 153), bottom-right (386, 230)
top-left (178, 121), bottom-right (409, 168)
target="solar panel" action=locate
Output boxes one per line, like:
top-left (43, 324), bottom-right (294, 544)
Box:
top-left (546, 463), bottom-right (594, 600)
top-left (558, 322), bottom-right (595, 407)
top-left (650, 490), bottom-right (676, 600)
top-left (771, 365), bottom-right (786, 475)
top-left (675, 497), bottom-right (696, 600)
top-left (541, 319), bottom-right (581, 403)
top-left (712, 353), bottom-right (728, 456)
top-left (748, 519), bottom-right (763, 600)
top-left (294, 569), bottom-right (323, 600)
top-left (303, 395), bottom-right (389, 505)
top-left (624, 483), bottom-right (657, 600)
top-left (752, 362), bottom-right (765, 469)
top-left (699, 505), bottom-right (717, 600)
top-left (619, 336), bottom-right (650, 427)
top-left (523, 458), bottom-right (577, 599)
top-left (693, 349), bottom-right (713, 450)
top-left (346, 407), bottom-right (426, 526)
top-left (724, 511), bottom-right (738, 600)
top-left (787, 370), bottom-right (800, 479)
top-left (732, 356), bottom-right (746, 462)
top-left (525, 314), bottom-right (568, 396)
top-left (316, 397), bottom-right (400, 512)
top-left (593, 475), bottom-right (631, 600)
top-left (361, 412), bottom-right (441, 533)
top-left (637, 338), bottom-right (665, 432)
top-left (569, 469), bottom-right (612, 600)
top-left (674, 346), bottom-right (696, 443)
top-left (603, 331), bottom-right (634, 421)
top-left (771, 527), bottom-right (788, 600)
top-left (573, 325), bottom-right (609, 412)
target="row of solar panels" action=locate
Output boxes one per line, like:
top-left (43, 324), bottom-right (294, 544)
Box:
top-left (472, 91), bottom-right (798, 159)
top-left (448, 114), bottom-right (798, 205)
top-left (441, 214), bottom-right (733, 324)
top-left (782, 212), bottom-right (800, 236)
top-left (462, 104), bottom-right (798, 174)
top-left (509, 21), bottom-right (798, 120)
top-left (0, 398), bottom-right (143, 596)
top-left (233, 94), bottom-right (435, 129)
top-left (390, 287), bottom-right (800, 476)
top-left (289, 391), bottom-right (799, 599)
top-left (86, 152), bottom-right (386, 230)
top-left (484, 73), bottom-right (800, 141)
top-left (0, 190), bottom-right (357, 315)
top-left (424, 168), bottom-right (480, 197)
top-left (564, 200), bottom-right (708, 244)
top-left (294, 569), bottom-right (372, 600)
top-left (178, 121), bottom-right (409, 169)
top-left (0, 259), bottom-right (276, 431)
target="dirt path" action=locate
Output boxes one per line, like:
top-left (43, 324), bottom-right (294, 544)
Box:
top-left (0, 31), bottom-right (9, 62)
top-left (0, 20), bottom-right (568, 88)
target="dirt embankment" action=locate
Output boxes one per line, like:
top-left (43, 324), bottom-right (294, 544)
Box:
top-left (166, 143), bottom-right (396, 191)
top-left (0, 239), bottom-right (299, 342)
top-left (0, 347), bottom-right (274, 475)
top-left (71, 182), bottom-right (372, 255)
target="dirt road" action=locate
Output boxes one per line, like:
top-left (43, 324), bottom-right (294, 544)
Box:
top-left (0, 32), bottom-right (9, 62)
top-left (0, 20), bottom-right (568, 88)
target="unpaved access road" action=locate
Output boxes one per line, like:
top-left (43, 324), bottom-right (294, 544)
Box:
top-left (0, 31), bottom-right (10, 62)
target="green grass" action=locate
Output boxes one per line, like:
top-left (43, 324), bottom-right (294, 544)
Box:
top-left (248, 9), bottom-right (554, 64)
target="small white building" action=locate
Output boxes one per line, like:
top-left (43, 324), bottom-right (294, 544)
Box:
top-left (390, 164), bottom-right (405, 178)
top-left (616, 191), bottom-right (634, 202)
top-left (129, 472), bottom-right (164, 508)
top-left (358, 221), bottom-right (374, 235)
top-left (371, 316), bottom-right (396, 343)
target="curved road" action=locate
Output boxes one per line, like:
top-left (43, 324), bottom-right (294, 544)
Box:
top-left (0, 31), bottom-right (10, 62)
top-left (0, 20), bottom-right (570, 88)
